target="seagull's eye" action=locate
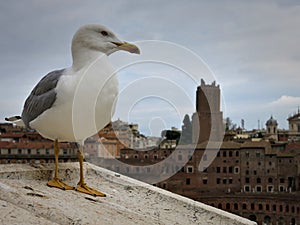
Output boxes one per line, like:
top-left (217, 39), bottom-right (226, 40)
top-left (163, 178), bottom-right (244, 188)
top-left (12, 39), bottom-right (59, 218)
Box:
top-left (100, 31), bottom-right (109, 36)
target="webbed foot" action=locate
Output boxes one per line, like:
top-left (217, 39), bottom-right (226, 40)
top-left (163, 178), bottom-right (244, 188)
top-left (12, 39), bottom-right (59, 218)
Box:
top-left (47, 178), bottom-right (74, 190)
top-left (76, 183), bottom-right (106, 197)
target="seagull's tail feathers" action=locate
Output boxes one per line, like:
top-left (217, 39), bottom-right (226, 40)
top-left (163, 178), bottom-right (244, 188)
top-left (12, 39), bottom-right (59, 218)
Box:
top-left (5, 116), bottom-right (25, 127)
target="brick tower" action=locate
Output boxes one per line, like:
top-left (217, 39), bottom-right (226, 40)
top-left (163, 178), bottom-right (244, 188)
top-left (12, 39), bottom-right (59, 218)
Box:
top-left (192, 79), bottom-right (224, 144)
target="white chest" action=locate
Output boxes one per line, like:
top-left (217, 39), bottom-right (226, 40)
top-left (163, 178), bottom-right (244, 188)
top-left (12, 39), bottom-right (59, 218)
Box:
top-left (31, 56), bottom-right (119, 142)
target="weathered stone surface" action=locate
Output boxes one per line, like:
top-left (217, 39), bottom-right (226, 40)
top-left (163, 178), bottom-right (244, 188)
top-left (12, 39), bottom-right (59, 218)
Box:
top-left (0, 163), bottom-right (256, 225)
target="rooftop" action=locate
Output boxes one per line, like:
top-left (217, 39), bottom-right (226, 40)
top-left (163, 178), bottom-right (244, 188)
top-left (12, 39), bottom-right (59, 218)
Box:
top-left (0, 162), bottom-right (256, 225)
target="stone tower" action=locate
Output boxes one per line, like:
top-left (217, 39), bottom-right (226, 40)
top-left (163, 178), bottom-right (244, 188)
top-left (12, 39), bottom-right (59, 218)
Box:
top-left (192, 79), bottom-right (224, 144)
top-left (265, 116), bottom-right (278, 141)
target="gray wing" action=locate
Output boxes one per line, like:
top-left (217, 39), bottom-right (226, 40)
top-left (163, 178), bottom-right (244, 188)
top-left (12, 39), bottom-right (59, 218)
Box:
top-left (21, 69), bottom-right (65, 128)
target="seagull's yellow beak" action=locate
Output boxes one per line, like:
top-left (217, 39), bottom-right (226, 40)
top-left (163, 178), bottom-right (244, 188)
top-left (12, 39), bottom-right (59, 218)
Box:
top-left (112, 42), bottom-right (140, 54)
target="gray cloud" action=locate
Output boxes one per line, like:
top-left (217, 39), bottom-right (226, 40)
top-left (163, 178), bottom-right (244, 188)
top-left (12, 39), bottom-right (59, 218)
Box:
top-left (0, 0), bottom-right (299, 133)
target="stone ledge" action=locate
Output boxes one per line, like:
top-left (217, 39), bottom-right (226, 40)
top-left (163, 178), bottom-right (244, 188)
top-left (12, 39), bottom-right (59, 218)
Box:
top-left (0, 163), bottom-right (256, 225)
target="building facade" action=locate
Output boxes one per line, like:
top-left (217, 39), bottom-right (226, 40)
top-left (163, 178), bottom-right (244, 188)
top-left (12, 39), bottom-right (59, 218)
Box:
top-left (118, 141), bottom-right (300, 225)
top-left (288, 112), bottom-right (300, 141)
top-left (0, 124), bottom-right (77, 164)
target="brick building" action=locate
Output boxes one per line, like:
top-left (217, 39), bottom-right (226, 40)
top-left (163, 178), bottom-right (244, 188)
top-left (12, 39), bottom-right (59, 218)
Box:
top-left (84, 122), bottom-right (130, 159)
top-left (118, 141), bottom-right (300, 224)
top-left (84, 120), bottom-right (149, 160)
top-left (0, 124), bottom-right (77, 164)
top-left (114, 80), bottom-right (300, 224)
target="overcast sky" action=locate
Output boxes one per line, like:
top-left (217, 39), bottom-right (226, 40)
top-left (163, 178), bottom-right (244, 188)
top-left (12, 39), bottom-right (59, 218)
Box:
top-left (0, 0), bottom-right (300, 136)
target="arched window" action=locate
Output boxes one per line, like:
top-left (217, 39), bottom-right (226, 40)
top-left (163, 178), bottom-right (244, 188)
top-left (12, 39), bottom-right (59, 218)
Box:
top-left (242, 203), bottom-right (247, 210)
top-left (268, 177), bottom-right (273, 183)
top-left (218, 203), bottom-right (222, 209)
top-left (280, 205), bottom-right (283, 212)
top-left (234, 203), bottom-right (238, 210)
top-left (257, 177), bottom-right (261, 183)
top-left (226, 203), bottom-right (230, 210)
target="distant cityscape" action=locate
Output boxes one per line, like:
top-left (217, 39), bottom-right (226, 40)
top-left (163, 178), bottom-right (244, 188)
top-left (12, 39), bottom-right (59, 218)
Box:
top-left (1, 79), bottom-right (300, 225)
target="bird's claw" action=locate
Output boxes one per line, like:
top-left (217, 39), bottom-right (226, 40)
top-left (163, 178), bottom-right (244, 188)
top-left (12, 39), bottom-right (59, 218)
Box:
top-left (76, 183), bottom-right (106, 197)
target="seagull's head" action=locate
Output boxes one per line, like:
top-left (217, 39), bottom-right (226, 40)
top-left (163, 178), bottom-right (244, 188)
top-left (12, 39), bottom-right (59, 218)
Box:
top-left (72, 24), bottom-right (140, 55)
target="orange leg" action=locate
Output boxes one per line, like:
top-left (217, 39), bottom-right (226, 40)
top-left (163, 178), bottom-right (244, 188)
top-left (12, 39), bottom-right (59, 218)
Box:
top-left (75, 146), bottom-right (106, 197)
top-left (47, 139), bottom-right (74, 190)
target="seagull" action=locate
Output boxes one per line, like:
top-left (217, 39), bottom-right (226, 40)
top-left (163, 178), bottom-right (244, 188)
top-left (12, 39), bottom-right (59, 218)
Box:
top-left (6, 24), bottom-right (140, 197)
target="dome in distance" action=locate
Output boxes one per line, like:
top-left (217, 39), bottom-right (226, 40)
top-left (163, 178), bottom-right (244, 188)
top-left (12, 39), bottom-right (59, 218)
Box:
top-left (266, 116), bottom-right (278, 126)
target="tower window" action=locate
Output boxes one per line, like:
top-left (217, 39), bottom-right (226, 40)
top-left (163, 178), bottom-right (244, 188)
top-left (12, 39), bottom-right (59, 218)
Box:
top-left (187, 166), bottom-right (193, 173)
top-left (186, 178), bottom-right (190, 185)
top-left (257, 178), bottom-right (261, 183)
